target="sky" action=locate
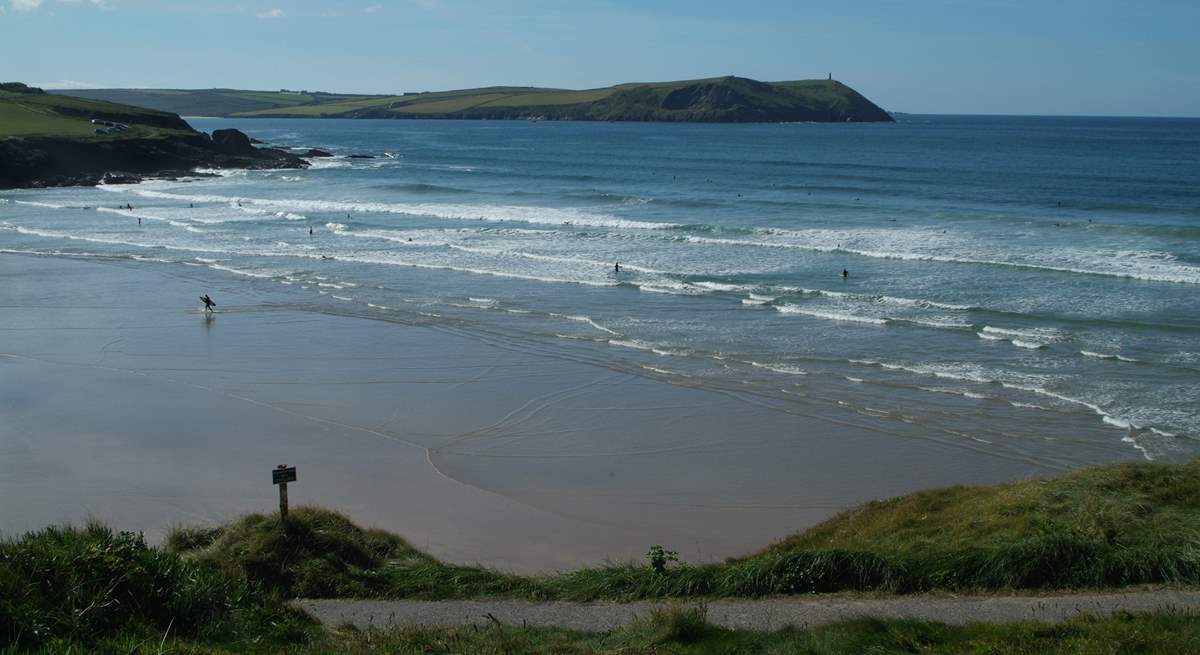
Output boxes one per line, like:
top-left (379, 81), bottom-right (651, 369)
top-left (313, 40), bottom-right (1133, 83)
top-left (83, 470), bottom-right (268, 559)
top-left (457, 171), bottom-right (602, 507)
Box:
top-left (2, 0), bottom-right (1198, 116)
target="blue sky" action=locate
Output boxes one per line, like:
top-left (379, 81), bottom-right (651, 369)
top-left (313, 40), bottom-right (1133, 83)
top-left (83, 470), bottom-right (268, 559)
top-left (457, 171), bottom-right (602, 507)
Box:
top-left (3, 0), bottom-right (1198, 116)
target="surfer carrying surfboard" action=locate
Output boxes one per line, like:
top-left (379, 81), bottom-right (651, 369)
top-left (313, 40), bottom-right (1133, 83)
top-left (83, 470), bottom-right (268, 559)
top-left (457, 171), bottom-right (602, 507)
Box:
top-left (201, 294), bottom-right (216, 313)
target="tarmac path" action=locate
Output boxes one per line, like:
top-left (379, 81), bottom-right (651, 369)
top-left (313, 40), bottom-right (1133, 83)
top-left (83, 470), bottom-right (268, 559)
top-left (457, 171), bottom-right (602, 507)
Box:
top-left (295, 590), bottom-right (1200, 632)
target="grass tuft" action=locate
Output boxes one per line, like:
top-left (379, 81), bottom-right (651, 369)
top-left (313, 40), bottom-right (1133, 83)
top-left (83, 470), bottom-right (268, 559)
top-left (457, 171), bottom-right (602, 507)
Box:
top-left (158, 460), bottom-right (1200, 602)
top-left (0, 522), bottom-right (310, 650)
top-left (166, 506), bottom-right (435, 598)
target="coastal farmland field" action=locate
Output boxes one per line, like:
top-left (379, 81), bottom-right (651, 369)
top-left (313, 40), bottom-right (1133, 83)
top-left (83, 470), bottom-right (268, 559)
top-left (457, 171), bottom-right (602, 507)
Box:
top-left (57, 77), bottom-right (894, 122)
top-left (0, 84), bottom-right (192, 140)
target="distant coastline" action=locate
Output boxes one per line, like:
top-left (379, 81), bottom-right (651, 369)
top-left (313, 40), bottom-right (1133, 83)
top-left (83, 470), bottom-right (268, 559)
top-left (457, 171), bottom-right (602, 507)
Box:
top-left (56, 76), bottom-right (894, 124)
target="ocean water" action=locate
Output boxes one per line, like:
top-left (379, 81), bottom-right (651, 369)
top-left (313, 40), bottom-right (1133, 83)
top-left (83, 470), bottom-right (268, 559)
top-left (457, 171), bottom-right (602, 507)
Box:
top-left (3, 115), bottom-right (1199, 466)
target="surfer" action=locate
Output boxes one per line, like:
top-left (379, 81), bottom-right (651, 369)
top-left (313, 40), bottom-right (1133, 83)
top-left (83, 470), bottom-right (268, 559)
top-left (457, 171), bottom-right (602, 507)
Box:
top-left (200, 294), bottom-right (216, 313)
top-left (614, 262), bottom-right (621, 273)
top-left (309, 226), bottom-right (313, 236)
top-left (842, 269), bottom-right (849, 278)
top-left (137, 217), bottom-right (141, 226)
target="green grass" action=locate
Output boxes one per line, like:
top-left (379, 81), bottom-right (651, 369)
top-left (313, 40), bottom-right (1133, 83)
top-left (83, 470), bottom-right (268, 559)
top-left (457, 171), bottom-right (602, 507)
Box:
top-left (12, 607), bottom-right (1200, 654)
top-left (473, 87), bottom-right (621, 108)
top-left (275, 609), bottom-right (1200, 655)
top-left (0, 522), bottom-right (313, 652)
top-left (227, 91), bottom-right (317, 106)
top-left (0, 87), bottom-right (194, 140)
top-left (50, 77), bottom-right (892, 122)
top-left (389, 93), bottom-right (520, 114)
top-left (5, 459), bottom-right (1200, 652)
top-left (0, 102), bottom-right (99, 138)
top-left (236, 95), bottom-right (401, 117)
top-left (166, 459), bottom-right (1200, 601)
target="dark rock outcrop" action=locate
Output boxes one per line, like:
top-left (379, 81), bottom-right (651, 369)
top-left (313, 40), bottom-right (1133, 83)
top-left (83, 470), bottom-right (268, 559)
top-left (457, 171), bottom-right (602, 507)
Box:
top-left (0, 128), bottom-right (307, 190)
top-left (211, 128), bottom-right (257, 155)
top-left (299, 148), bottom-right (333, 158)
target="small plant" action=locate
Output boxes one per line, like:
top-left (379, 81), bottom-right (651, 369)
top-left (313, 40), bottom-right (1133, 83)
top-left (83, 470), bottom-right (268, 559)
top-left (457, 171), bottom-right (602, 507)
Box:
top-left (646, 545), bottom-right (678, 575)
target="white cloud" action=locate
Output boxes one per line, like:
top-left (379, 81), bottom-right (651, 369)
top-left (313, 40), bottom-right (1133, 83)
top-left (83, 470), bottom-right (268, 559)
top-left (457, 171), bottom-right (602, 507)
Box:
top-left (256, 7), bottom-right (283, 18)
top-left (10, 0), bottom-right (108, 11)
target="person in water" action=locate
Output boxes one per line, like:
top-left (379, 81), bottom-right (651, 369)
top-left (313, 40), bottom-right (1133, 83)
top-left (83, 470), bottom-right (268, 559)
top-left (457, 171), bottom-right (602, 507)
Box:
top-left (614, 262), bottom-right (621, 273)
top-left (842, 269), bottom-right (849, 278)
top-left (309, 226), bottom-right (313, 236)
top-left (200, 294), bottom-right (216, 313)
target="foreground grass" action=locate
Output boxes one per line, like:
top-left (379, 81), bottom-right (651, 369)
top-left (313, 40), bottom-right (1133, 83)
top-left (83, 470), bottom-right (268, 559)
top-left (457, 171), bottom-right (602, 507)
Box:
top-left (169, 459), bottom-right (1200, 600)
top-left (0, 523), bottom-right (313, 651)
top-left (4, 458), bottom-right (1200, 651)
top-left (12, 608), bottom-right (1200, 654)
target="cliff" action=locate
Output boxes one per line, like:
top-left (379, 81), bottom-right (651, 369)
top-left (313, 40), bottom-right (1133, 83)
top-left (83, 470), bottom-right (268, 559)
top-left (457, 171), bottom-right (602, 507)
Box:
top-left (0, 83), bottom-right (306, 190)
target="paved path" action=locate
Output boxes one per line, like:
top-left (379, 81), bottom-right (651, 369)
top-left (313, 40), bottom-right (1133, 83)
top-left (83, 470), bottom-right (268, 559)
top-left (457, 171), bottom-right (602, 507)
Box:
top-left (295, 590), bottom-right (1200, 632)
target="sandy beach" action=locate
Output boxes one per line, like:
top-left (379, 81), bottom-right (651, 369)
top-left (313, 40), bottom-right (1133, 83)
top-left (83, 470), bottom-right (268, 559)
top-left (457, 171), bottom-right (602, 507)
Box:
top-left (0, 253), bottom-right (1106, 572)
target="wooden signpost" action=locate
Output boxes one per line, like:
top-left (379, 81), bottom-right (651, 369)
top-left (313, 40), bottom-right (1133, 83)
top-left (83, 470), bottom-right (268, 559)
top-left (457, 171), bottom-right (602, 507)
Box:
top-left (273, 465), bottom-right (297, 520)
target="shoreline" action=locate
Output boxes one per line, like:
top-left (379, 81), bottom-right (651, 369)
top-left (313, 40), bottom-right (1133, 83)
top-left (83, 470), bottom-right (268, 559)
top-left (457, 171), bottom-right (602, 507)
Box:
top-left (0, 252), bottom-right (1113, 572)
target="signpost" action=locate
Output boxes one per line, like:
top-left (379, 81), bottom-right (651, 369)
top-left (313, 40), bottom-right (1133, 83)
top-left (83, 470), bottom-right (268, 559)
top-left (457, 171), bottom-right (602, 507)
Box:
top-left (272, 465), bottom-right (297, 520)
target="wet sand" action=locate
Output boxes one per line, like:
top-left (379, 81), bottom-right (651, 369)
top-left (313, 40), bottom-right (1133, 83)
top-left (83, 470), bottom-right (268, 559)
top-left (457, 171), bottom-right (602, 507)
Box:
top-left (0, 253), bottom-right (1080, 572)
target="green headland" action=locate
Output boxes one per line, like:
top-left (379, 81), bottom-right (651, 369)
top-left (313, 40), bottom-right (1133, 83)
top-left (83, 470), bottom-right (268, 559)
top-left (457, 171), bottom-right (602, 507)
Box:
top-left (0, 83), bottom-right (305, 189)
top-left (56, 76), bottom-right (894, 123)
top-left (3, 458), bottom-right (1199, 652)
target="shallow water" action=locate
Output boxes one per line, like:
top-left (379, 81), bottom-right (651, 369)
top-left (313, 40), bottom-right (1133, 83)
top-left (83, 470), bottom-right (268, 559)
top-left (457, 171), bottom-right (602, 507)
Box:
top-left (3, 115), bottom-right (1198, 466)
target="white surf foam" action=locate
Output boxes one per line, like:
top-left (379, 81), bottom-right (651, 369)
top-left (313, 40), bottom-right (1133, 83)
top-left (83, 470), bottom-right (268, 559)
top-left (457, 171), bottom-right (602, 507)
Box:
top-left (1011, 339), bottom-right (1047, 350)
top-left (1081, 350), bottom-right (1139, 362)
top-left (109, 188), bottom-right (678, 230)
top-left (693, 281), bottom-right (752, 292)
top-left (550, 313), bottom-right (619, 335)
top-left (207, 263), bottom-right (274, 279)
top-left (609, 338), bottom-right (653, 351)
top-left (97, 207), bottom-right (206, 233)
top-left (748, 361), bottom-right (808, 376)
top-left (980, 326), bottom-right (1063, 341)
top-left (14, 200), bottom-right (67, 209)
top-left (687, 230), bottom-right (1200, 285)
top-left (776, 305), bottom-right (888, 325)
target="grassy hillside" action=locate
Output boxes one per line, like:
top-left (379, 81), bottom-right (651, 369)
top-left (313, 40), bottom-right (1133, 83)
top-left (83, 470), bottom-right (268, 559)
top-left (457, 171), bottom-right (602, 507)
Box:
top-left (4, 461), bottom-right (1200, 651)
top-left (166, 459), bottom-right (1200, 601)
top-left (0, 83), bottom-right (194, 140)
top-left (3, 522), bottom-right (1196, 655)
top-left (56, 87), bottom-right (371, 117)
top-left (1, 83), bottom-right (306, 189)
top-left (55, 76), bottom-right (893, 123)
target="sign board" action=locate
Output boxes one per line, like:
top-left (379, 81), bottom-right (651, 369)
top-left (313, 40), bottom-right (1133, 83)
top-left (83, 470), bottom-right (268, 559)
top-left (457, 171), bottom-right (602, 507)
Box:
top-left (272, 466), bottom-right (297, 485)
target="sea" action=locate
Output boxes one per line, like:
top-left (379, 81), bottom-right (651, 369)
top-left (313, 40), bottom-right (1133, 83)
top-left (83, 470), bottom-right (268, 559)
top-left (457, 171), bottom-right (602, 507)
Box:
top-left (3, 115), bottom-right (1198, 467)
